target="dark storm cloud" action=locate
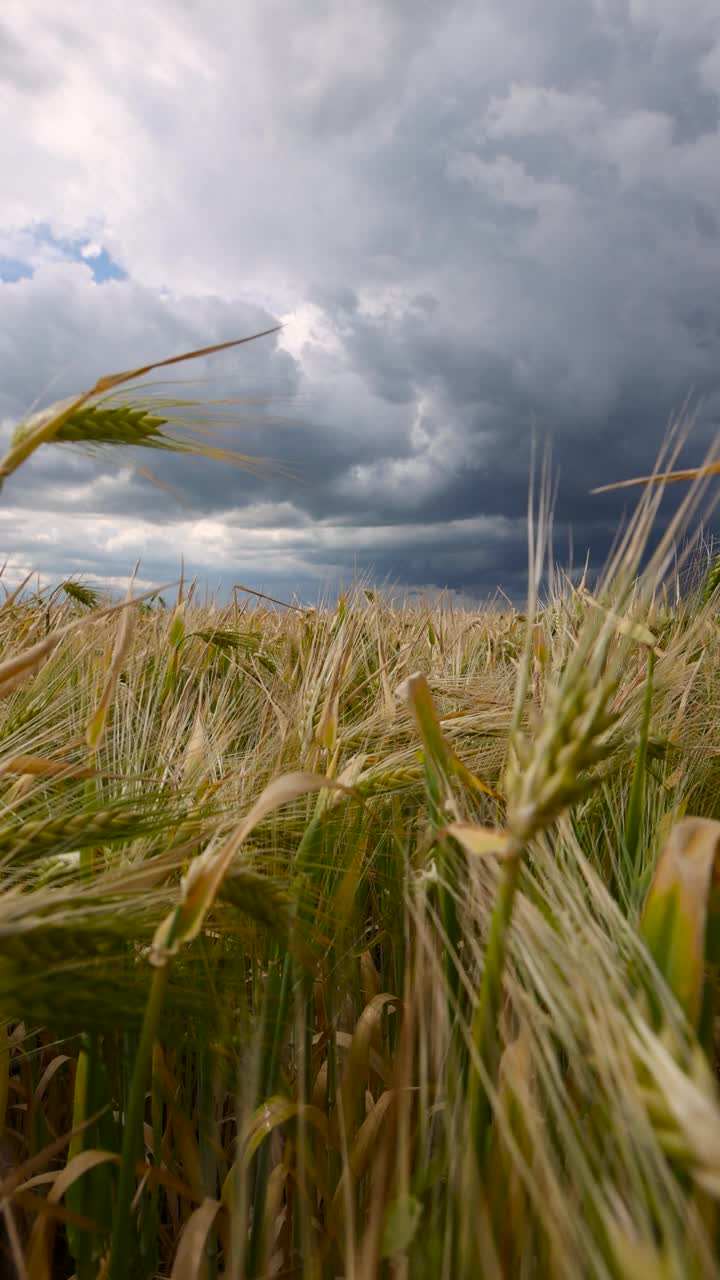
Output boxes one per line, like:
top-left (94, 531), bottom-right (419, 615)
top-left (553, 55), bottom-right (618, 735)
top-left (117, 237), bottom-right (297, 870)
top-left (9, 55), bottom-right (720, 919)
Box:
top-left (2, 0), bottom-right (720, 598)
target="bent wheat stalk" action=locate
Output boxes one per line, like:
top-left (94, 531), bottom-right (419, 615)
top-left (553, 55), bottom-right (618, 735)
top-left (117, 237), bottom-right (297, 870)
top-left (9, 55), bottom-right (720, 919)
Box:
top-left (0, 327), bottom-right (280, 489)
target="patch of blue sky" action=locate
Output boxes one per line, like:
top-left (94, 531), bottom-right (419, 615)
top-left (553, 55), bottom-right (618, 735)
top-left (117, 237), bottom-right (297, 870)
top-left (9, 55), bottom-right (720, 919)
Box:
top-left (0, 257), bottom-right (33, 282)
top-left (78, 244), bottom-right (128, 283)
top-left (0, 223), bottom-right (127, 284)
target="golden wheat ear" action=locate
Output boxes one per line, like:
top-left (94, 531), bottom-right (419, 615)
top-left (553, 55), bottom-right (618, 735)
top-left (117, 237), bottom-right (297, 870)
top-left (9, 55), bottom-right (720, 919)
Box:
top-left (0, 326), bottom-right (282, 487)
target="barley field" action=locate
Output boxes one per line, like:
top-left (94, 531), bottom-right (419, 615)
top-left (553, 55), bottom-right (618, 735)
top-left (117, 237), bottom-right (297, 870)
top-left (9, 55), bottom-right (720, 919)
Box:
top-left (2, 341), bottom-right (720, 1278)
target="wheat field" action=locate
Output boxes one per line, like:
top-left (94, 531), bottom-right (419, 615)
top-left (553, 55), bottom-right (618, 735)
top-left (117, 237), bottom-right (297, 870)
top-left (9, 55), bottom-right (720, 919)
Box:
top-left (1, 339), bottom-right (720, 1278)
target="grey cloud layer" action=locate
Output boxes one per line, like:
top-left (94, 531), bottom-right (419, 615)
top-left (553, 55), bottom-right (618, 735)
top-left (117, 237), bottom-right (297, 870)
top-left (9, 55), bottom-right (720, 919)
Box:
top-left (2, 0), bottom-right (720, 597)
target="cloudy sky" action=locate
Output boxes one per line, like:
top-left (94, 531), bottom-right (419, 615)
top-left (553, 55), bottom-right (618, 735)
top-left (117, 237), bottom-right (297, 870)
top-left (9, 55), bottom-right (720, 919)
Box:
top-left (2, 0), bottom-right (720, 602)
